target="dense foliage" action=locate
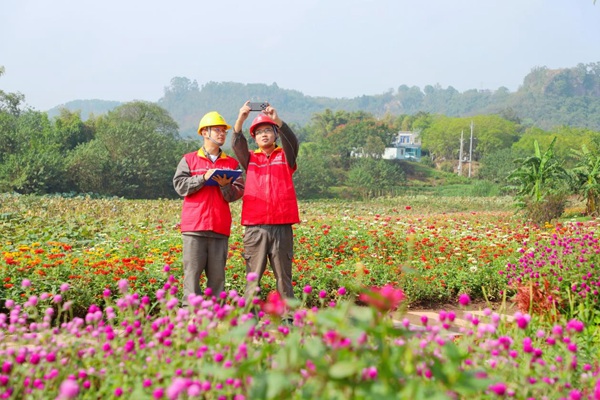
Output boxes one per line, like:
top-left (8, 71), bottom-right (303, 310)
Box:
top-left (4, 63), bottom-right (600, 210)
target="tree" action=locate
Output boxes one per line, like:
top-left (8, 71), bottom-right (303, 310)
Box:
top-left (0, 66), bottom-right (26, 117)
top-left (68, 101), bottom-right (184, 198)
top-left (293, 143), bottom-right (337, 199)
top-left (0, 110), bottom-right (69, 194)
top-left (53, 109), bottom-right (94, 151)
top-left (347, 159), bottom-right (405, 198)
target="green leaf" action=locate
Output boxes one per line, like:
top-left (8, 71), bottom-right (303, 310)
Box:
top-left (266, 371), bottom-right (290, 399)
top-left (329, 360), bottom-right (358, 379)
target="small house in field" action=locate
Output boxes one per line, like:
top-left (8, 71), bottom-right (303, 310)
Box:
top-left (383, 131), bottom-right (422, 161)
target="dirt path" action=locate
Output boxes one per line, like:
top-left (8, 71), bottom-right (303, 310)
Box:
top-left (396, 301), bottom-right (518, 332)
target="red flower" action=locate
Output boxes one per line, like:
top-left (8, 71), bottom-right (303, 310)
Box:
top-left (359, 284), bottom-right (405, 312)
top-left (261, 291), bottom-right (287, 317)
top-left (405, 206), bottom-right (411, 210)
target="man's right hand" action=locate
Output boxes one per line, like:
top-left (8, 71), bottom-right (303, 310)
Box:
top-left (204, 169), bottom-right (216, 181)
top-left (234, 101), bottom-right (252, 133)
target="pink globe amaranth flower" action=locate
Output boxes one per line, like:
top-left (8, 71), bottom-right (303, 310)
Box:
top-left (4, 299), bottom-right (15, 309)
top-left (337, 287), bottom-right (347, 296)
top-left (53, 295), bottom-right (63, 304)
top-left (358, 284), bottom-right (405, 312)
top-left (163, 264), bottom-right (171, 272)
top-left (114, 387), bottom-right (123, 397)
top-left (60, 283), bottom-right (70, 292)
top-left (117, 279), bottom-right (129, 294)
top-left (21, 279), bottom-right (31, 288)
top-left (153, 387), bottom-right (165, 399)
top-left (488, 382), bottom-right (507, 395)
top-left (514, 312), bottom-right (531, 329)
top-left (319, 290), bottom-right (327, 299)
top-left (2, 361), bottom-right (12, 374)
top-left (458, 293), bottom-right (471, 306)
top-left (261, 291), bottom-right (287, 317)
top-left (58, 379), bottom-right (79, 399)
top-left (102, 288), bottom-right (111, 298)
top-left (246, 272), bottom-right (258, 282)
top-left (303, 285), bottom-right (312, 294)
top-left (566, 319), bottom-right (585, 333)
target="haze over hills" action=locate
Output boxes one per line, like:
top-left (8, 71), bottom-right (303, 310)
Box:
top-left (47, 62), bottom-right (600, 137)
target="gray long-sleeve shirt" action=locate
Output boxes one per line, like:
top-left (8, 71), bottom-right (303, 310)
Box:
top-left (172, 156), bottom-right (244, 202)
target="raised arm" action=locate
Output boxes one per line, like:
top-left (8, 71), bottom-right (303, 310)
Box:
top-left (232, 101), bottom-right (252, 170)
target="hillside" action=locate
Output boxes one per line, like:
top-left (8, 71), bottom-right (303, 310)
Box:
top-left (46, 62), bottom-right (600, 137)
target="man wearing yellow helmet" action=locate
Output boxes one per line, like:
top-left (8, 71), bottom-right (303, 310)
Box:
top-left (173, 111), bottom-right (244, 305)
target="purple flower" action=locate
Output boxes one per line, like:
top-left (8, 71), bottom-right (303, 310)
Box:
top-left (566, 319), bottom-right (585, 333)
top-left (114, 387), bottom-right (123, 397)
top-left (58, 379), bottom-right (79, 399)
top-left (337, 287), bottom-right (347, 296)
top-left (153, 388), bottom-right (165, 399)
top-left (458, 293), bottom-right (470, 306)
top-left (303, 285), bottom-right (312, 294)
top-left (488, 382), bottom-right (507, 395)
top-left (514, 312), bottom-right (531, 329)
top-left (163, 264), bottom-right (171, 272)
top-left (60, 283), bottom-right (70, 292)
top-left (117, 279), bottom-right (129, 294)
top-left (21, 279), bottom-right (31, 288)
top-left (247, 272), bottom-right (258, 282)
top-left (319, 290), bottom-right (327, 299)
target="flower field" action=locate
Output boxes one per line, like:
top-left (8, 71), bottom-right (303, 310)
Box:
top-left (1, 193), bottom-right (600, 398)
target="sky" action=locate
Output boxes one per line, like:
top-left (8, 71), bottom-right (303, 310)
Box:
top-left (1, 0), bottom-right (599, 111)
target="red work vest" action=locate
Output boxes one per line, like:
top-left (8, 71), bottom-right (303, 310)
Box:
top-left (241, 147), bottom-right (299, 225)
top-left (180, 149), bottom-right (240, 236)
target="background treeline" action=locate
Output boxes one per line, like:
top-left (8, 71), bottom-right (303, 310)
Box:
top-left (2, 63), bottom-right (600, 200)
top-left (48, 62), bottom-right (600, 138)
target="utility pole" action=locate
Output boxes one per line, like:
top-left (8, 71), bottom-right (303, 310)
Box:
top-left (468, 121), bottom-right (474, 178)
top-left (458, 130), bottom-right (464, 176)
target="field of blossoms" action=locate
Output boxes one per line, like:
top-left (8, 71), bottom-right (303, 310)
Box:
top-left (1, 193), bottom-right (600, 399)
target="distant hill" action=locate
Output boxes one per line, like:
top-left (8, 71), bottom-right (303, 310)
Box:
top-left (46, 62), bottom-right (600, 137)
top-left (47, 99), bottom-right (122, 120)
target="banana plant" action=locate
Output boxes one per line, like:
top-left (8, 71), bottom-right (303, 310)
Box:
top-left (508, 137), bottom-right (569, 206)
top-left (570, 144), bottom-right (600, 216)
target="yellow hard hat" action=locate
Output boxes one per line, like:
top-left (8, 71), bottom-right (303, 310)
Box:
top-left (197, 111), bottom-right (231, 134)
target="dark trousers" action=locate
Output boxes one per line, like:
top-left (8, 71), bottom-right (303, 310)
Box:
top-left (243, 224), bottom-right (295, 300)
top-left (182, 234), bottom-right (227, 305)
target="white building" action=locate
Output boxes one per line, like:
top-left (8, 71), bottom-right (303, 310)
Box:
top-left (383, 131), bottom-right (422, 161)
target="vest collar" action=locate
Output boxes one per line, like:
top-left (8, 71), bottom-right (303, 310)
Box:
top-left (198, 147), bottom-right (228, 159)
top-left (254, 144), bottom-right (281, 155)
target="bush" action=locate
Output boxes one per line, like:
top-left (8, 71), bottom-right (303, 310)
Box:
top-left (521, 193), bottom-right (568, 225)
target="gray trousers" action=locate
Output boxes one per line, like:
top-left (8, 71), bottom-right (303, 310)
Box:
top-left (243, 224), bottom-right (295, 300)
top-left (182, 234), bottom-right (228, 305)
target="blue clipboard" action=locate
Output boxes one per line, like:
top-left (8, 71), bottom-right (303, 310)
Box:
top-left (204, 169), bottom-right (243, 186)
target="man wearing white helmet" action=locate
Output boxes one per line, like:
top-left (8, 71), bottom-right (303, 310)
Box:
top-left (173, 111), bottom-right (244, 305)
top-left (232, 102), bottom-right (300, 309)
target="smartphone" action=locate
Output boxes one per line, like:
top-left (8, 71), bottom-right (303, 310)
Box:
top-left (248, 102), bottom-right (268, 112)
